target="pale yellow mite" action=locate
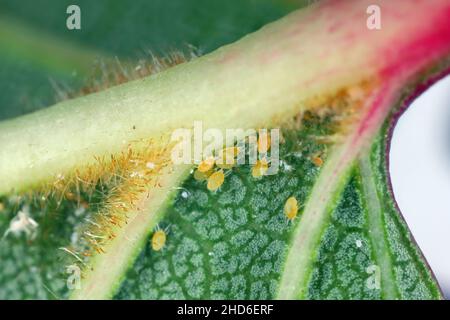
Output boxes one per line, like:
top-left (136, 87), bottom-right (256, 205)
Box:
top-left (311, 155), bottom-right (324, 167)
top-left (284, 196), bottom-right (298, 221)
top-left (151, 229), bottom-right (167, 251)
top-left (207, 170), bottom-right (225, 191)
top-left (257, 132), bottom-right (271, 153)
top-left (198, 156), bottom-right (215, 173)
top-left (251, 158), bottom-right (269, 178)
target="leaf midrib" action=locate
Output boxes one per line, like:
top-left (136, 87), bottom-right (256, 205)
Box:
top-left (358, 153), bottom-right (398, 299)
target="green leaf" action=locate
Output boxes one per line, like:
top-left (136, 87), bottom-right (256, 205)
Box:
top-left (113, 118), bottom-right (440, 300)
top-left (0, 0), bottom-right (302, 300)
top-left (0, 0), bottom-right (449, 300)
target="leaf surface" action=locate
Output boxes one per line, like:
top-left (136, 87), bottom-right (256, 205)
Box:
top-left (0, 0), bottom-right (449, 300)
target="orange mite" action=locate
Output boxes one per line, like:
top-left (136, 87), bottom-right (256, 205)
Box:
top-left (311, 155), bottom-right (324, 167)
top-left (284, 196), bottom-right (298, 221)
top-left (151, 229), bottom-right (167, 251)
top-left (207, 170), bottom-right (225, 191)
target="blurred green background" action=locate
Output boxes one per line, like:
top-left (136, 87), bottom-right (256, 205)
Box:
top-left (0, 0), bottom-right (304, 120)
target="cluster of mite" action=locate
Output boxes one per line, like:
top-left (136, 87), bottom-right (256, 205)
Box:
top-left (1, 97), bottom-right (361, 281)
top-left (149, 81), bottom-right (372, 252)
top-left (150, 130), bottom-right (320, 252)
top-left (1, 48), bottom-right (369, 278)
top-left (0, 131), bottom-right (316, 263)
top-left (0, 106), bottom-right (346, 273)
